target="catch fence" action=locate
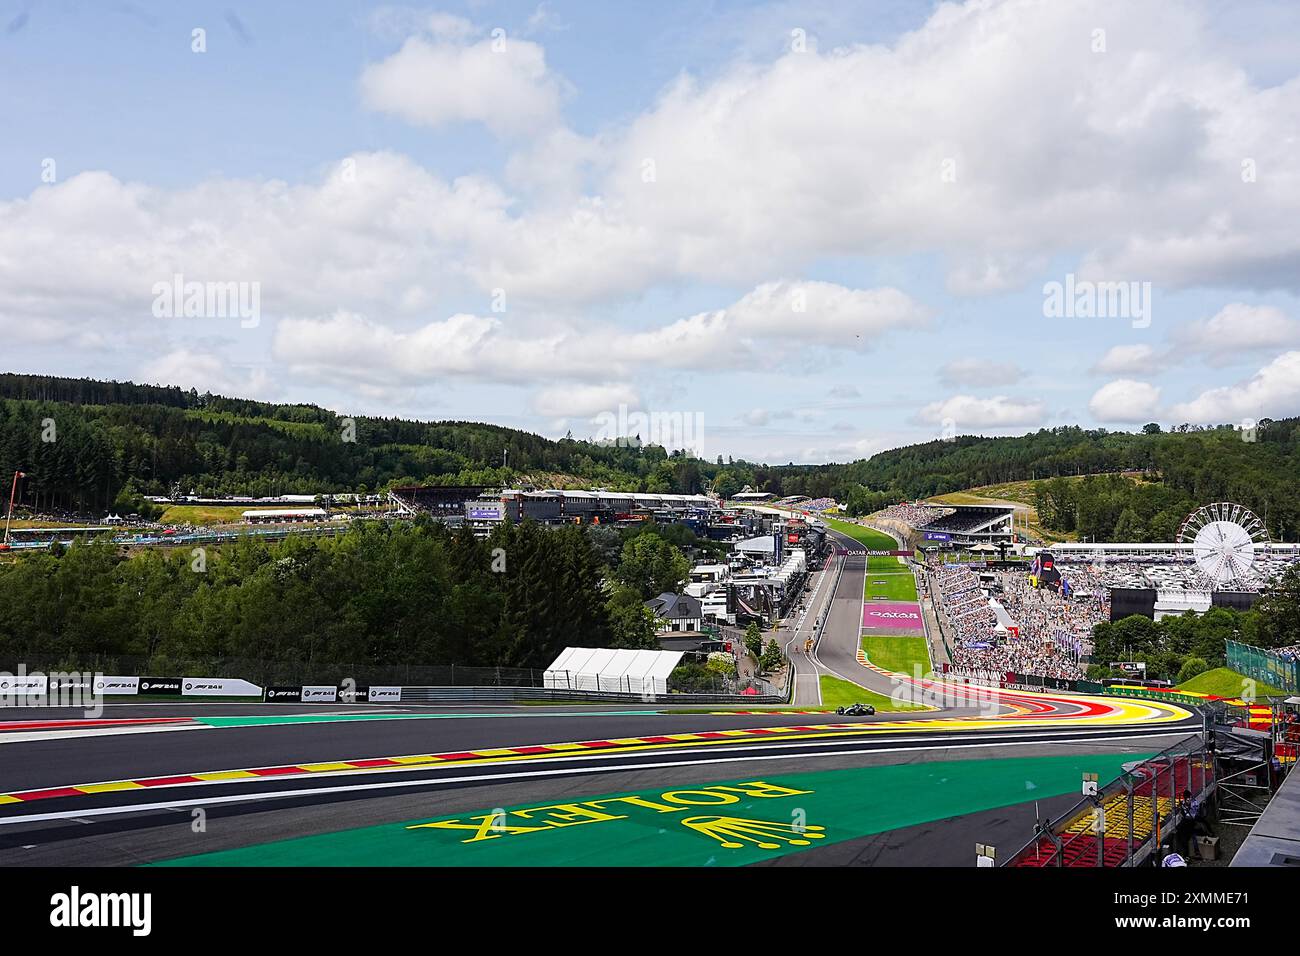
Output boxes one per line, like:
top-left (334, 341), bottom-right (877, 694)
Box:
top-left (1226, 639), bottom-right (1299, 694)
top-left (1003, 732), bottom-right (1216, 867)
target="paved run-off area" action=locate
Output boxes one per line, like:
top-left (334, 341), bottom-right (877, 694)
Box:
top-left (154, 752), bottom-right (1145, 867)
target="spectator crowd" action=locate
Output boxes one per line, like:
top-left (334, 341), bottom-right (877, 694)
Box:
top-left (879, 503), bottom-right (954, 529)
top-left (930, 566), bottom-right (1107, 680)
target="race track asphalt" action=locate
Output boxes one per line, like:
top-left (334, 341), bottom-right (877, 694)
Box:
top-left (0, 732), bottom-right (1176, 866)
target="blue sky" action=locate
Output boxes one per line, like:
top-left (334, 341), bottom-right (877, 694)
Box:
top-left (3, 0), bottom-right (1300, 464)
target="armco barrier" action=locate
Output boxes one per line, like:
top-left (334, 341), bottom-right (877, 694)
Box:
top-left (6, 660), bottom-right (789, 706)
top-left (397, 686), bottom-right (787, 704)
top-left (6, 655), bottom-right (764, 696)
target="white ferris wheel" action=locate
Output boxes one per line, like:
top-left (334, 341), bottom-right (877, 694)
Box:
top-left (1176, 502), bottom-right (1270, 589)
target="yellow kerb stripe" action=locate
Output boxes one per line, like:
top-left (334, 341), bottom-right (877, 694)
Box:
top-left (193, 770), bottom-right (257, 781)
top-left (77, 781), bottom-right (145, 794)
top-left (300, 762), bottom-right (359, 773)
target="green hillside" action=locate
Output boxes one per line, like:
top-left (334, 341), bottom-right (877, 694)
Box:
top-left (4, 374), bottom-right (1300, 545)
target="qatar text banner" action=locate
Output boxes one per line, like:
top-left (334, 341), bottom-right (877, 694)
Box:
top-left (861, 601), bottom-right (925, 634)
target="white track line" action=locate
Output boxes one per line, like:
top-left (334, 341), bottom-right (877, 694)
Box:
top-left (0, 724), bottom-right (204, 745)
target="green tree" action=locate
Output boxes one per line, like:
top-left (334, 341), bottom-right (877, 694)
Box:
top-left (614, 533), bottom-right (690, 599)
top-left (760, 638), bottom-right (783, 670)
top-left (607, 585), bottom-right (661, 649)
top-left (1254, 565), bottom-right (1300, 648)
top-left (1177, 657), bottom-right (1209, 683)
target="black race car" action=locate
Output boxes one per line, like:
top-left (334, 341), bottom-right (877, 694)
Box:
top-left (835, 702), bottom-right (876, 716)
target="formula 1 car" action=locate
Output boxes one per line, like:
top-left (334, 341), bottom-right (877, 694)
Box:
top-left (835, 702), bottom-right (876, 716)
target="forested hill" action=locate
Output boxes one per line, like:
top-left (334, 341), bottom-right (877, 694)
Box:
top-left (4, 373), bottom-right (1299, 541)
top-left (0, 373), bottom-right (717, 511)
top-left (770, 422), bottom-right (1300, 541)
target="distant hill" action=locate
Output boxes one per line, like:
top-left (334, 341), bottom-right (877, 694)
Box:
top-left (821, 424), bottom-right (1300, 543)
top-left (927, 473), bottom-right (1150, 543)
top-left (0, 373), bottom-right (720, 511)
top-left (3, 373), bottom-right (1298, 542)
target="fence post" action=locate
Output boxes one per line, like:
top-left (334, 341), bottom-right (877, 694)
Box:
top-left (1126, 777), bottom-right (1135, 864)
top-left (1151, 765), bottom-right (1160, 856)
top-left (1096, 798), bottom-right (1105, 867)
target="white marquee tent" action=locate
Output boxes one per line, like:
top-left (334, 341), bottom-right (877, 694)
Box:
top-left (544, 647), bottom-right (684, 695)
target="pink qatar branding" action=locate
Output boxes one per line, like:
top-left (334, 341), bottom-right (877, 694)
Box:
top-left (861, 602), bottom-right (924, 633)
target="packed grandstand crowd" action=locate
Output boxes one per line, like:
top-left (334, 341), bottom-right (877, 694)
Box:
top-left (878, 503), bottom-right (954, 528)
top-left (930, 566), bottom-right (1101, 680)
top-left (919, 510), bottom-right (1001, 534)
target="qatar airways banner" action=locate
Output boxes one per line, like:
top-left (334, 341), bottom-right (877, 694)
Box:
top-left (861, 601), bottom-right (925, 634)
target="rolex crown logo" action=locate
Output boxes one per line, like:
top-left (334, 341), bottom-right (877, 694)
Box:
top-left (681, 815), bottom-right (826, 850)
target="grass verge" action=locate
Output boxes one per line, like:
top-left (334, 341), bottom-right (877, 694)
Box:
top-left (818, 674), bottom-right (926, 711)
top-left (1178, 667), bottom-right (1289, 699)
top-left (861, 635), bottom-right (932, 676)
top-left (864, 572), bottom-right (918, 602)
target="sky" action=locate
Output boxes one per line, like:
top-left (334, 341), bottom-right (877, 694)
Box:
top-left (3, 0), bottom-right (1300, 465)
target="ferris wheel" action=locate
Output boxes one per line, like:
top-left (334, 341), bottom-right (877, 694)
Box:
top-left (1176, 502), bottom-right (1270, 588)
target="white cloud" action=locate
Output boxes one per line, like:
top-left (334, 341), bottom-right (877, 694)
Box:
top-left (1168, 350), bottom-right (1300, 422)
top-left (1092, 344), bottom-right (1160, 375)
top-left (0, 155), bottom-right (517, 342)
top-left (533, 382), bottom-right (639, 418)
top-left (1088, 379), bottom-right (1163, 422)
top-left (268, 280), bottom-right (922, 389)
top-left (598, 0), bottom-right (1300, 294)
top-left (1174, 303), bottom-right (1300, 365)
top-left (360, 19), bottom-right (564, 137)
top-left (141, 349), bottom-right (276, 399)
top-left (272, 310), bottom-right (591, 385)
top-left (620, 280), bottom-right (927, 362)
top-left (7, 1), bottom-right (1300, 348)
top-left (938, 357), bottom-right (1025, 388)
top-left (915, 394), bottom-right (1047, 429)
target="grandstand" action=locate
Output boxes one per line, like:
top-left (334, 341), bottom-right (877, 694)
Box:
top-left (1031, 542), bottom-right (1300, 619)
top-left (1006, 737), bottom-right (1213, 868)
top-left (798, 497), bottom-right (839, 513)
top-left (929, 562), bottom-right (1097, 680)
top-left (916, 504), bottom-right (1014, 542)
top-left (877, 502), bottom-right (1016, 547)
top-left (391, 485), bottom-right (717, 530)
top-left (389, 485), bottom-right (485, 521)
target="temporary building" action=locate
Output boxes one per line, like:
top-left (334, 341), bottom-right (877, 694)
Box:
top-left (543, 647), bottom-right (684, 695)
